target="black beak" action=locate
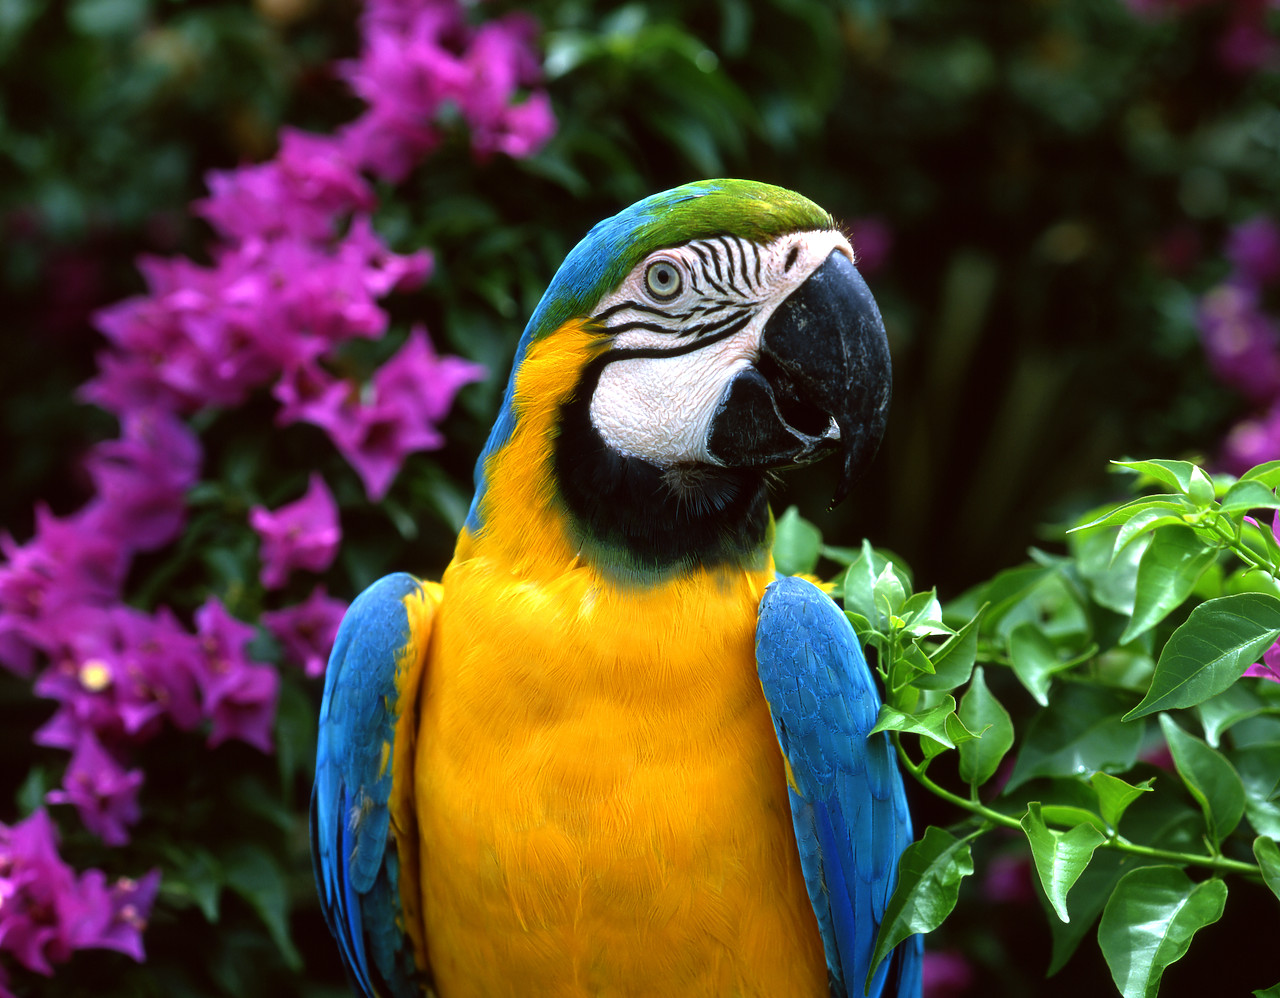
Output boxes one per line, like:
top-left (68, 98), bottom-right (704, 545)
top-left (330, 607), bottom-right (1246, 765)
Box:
top-left (705, 249), bottom-right (891, 508)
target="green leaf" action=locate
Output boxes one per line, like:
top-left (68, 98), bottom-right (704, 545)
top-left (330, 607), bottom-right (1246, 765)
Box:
top-left (821, 544), bottom-right (862, 567)
top-left (869, 696), bottom-right (959, 751)
top-left (943, 710), bottom-right (980, 747)
top-left (1120, 525), bottom-right (1219, 644)
top-left (892, 642), bottom-right (935, 692)
top-left (160, 847), bottom-right (222, 923)
top-left (1158, 714), bottom-right (1246, 844)
top-left (1039, 804), bottom-right (1108, 829)
top-left (1220, 478), bottom-right (1280, 515)
top-left (874, 562), bottom-right (908, 621)
top-left (1189, 465), bottom-right (1216, 506)
top-left (957, 666), bottom-right (1014, 786)
top-left (916, 608), bottom-right (984, 692)
top-left (842, 540), bottom-right (900, 626)
top-left (1124, 593), bottom-right (1280, 719)
top-left (963, 563), bottom-right (1052, 632)
top-left (1098, 865), bottom-right (1227, 998)
top-left (1090, 772), bottom-right (1155, 829)
top-left (1197, 682), bottom-right (1272, 747)
top-left (1113, 505), bottom-right (1197, 556)
top-left (1241, 460), bottom-right (1280, 490)
top-left (1008, 622), bottom-right (1064, 706)
top-left (1253, 985), bottom-right (1280, 998)
top-left (1046, 849), bottom-right (1128, 976)
top-left (1072, 495), bottom-right (1193, 533)
top-left (1113, 459), bottom-right (1203, 496)
top-left (1253, 836), bottom-right (1280, 904)
top-left (773, 506), bottom-right (822, 577)
top-left (1007, 686), bottom-right (1144, 791)
top-left (274, 678), bottom-right (318, 791)
top-left (1235, 742), bottom-right (1280, 839)
top-left (1076, 527), bottom-right (1144, 617)
top-left (223, 844), bottom-right (303, 971)
top-left (900, 589), bottom-right (952, 639)
top-left (866, 826), bottom-right (973, 994)
top-left (1021, 802), bottom-right (1107, 922)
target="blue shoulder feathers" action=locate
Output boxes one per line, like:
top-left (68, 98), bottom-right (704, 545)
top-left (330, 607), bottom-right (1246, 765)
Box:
top-left (311, 572), bottom-right (430, 998)
top-left (755, 576), bottom-right (923, 998)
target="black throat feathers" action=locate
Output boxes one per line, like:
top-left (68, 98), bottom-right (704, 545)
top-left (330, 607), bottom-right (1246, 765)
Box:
top-left (552, 354), bottom-right (772, 581)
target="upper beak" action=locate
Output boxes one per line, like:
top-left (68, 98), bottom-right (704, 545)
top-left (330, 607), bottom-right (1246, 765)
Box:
top-left (705, 249), bottom-right (892, 507)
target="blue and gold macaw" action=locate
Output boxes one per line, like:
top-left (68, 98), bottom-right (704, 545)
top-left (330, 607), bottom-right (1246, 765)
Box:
top-left (312, 180), bottom-right (924, 998)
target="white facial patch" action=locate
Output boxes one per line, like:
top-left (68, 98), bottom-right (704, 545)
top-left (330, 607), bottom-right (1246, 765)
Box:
top-left (587, 229), bottom-right (852, 467)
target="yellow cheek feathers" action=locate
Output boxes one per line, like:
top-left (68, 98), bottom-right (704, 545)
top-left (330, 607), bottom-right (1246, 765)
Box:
top-left (456, 319), bottom-right (606, 575)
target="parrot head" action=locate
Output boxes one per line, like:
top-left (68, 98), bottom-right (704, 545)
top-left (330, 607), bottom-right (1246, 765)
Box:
top-left (469, 179), bottom-right (891, 579)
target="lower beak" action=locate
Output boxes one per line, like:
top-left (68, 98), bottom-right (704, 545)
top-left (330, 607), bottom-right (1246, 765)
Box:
top-left (705, 249), bottom-right (892, 507)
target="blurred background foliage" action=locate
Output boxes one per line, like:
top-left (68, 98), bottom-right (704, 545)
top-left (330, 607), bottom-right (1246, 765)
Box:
top-left (8, 0), bottom-right (1280, 589)
top-left (2, 0), bottom-right (1278, 995)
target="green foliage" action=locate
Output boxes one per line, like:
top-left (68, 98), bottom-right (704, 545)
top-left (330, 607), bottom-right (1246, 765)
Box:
top-left (784, 455), bottom-right (1280, 996)
top-left (865, 825), bottom-right (975, 994)
top-left (1021, 801), bottom-right (1106, 923)
top-left (1098, 867), bottom-right (1227, 998)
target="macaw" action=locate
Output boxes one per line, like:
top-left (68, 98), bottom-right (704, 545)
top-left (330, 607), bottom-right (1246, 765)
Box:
top-left (311, 179), bottom-right (924, 998)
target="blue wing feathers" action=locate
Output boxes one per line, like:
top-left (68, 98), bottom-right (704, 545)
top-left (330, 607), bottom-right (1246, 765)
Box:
top-left (312, 572), bottom-right (429, 998)
top-left (756, 575), bottom-right (923, 998)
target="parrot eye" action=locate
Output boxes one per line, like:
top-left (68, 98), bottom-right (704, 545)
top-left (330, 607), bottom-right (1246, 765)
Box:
top-left (644, 260), bottom-right (683, 301)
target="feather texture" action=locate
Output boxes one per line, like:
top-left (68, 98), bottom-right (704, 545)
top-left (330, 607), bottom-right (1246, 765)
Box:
top-left (756, 575), bottom-right (923, 997)
top-left (312, 573), bottom-right (437, 998)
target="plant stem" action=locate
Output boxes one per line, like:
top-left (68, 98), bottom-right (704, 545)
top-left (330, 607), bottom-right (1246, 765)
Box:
top-left (1109, 836), bottom-right (1259, 876)
top-left (892, 735), bottom-right (1262, 879)
top-left (1212, 518), bottom-right (1272, 574)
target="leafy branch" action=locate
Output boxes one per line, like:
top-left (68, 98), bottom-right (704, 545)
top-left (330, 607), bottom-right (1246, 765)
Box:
top-left (774, 455), bottom-right (1280, 998)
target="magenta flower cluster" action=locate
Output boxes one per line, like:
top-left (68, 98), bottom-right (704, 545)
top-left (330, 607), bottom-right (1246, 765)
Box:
top-left (1197, 216), bottom-right (1280, 472)
top-left (1122, 0), bottom-right (1279, 73)
top-left (0, 810), bottom-right (160, 997)
top-left (0, 0), bottom-right (553, 985)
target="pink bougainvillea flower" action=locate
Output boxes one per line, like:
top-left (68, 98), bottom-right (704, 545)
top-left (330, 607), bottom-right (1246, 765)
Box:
top-left (82, 221), bottom-right (431, 420)
top-left (194, 598), bottom-right (279, 753)
top-left (249, 473), bottom-right (342, 590)
top-left (981, 851), bottom-right (1035, 905)
top-left (196, 128), bottom-right (375, 242)
top-left (272, 358), bottom-right (352, 429)
top-left (76, 868), bottom-right (162, 963)
top-left (921, 949), bottom-right (974, 998)
top-left (0, 809), bottom-right (72, 975)
top-left (1245, 638), bottom-right (1280, 683)
top-left (1219, 399), bottom-right (1280, 475)
top-left (1197, 281), bottom-right (1280, 404)
top-left (46, 731), bottom-right (144, 846)
top-left (1227, 215), bottom-right (1280, 287)
top-left (292, 326), bottom-right (484, 500)
top-left (32, 604), bottom-right (206, 750)
top-left (84, 253), bottom-right (272, 415)
top-left (0, 810), bottom-right (159, 976)
top-left (262, 585), bottom-right (348, 677)
top-left (337, 3), bottom-right (553, 180)
top-left (81, 407), bottom-right (201, 552)
top-left (337, 13), bottom-right (464, 180)
top-left (457, 17), bottom-right (557, 160)
top-left (0, 505), bottom-right (129, 674)
top-left (1217, 0), bottom-right (1280, 73)
top-left (849, 217), bottom-right (894, 275)
top-left (340, 215), bottom-right (434, 297)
